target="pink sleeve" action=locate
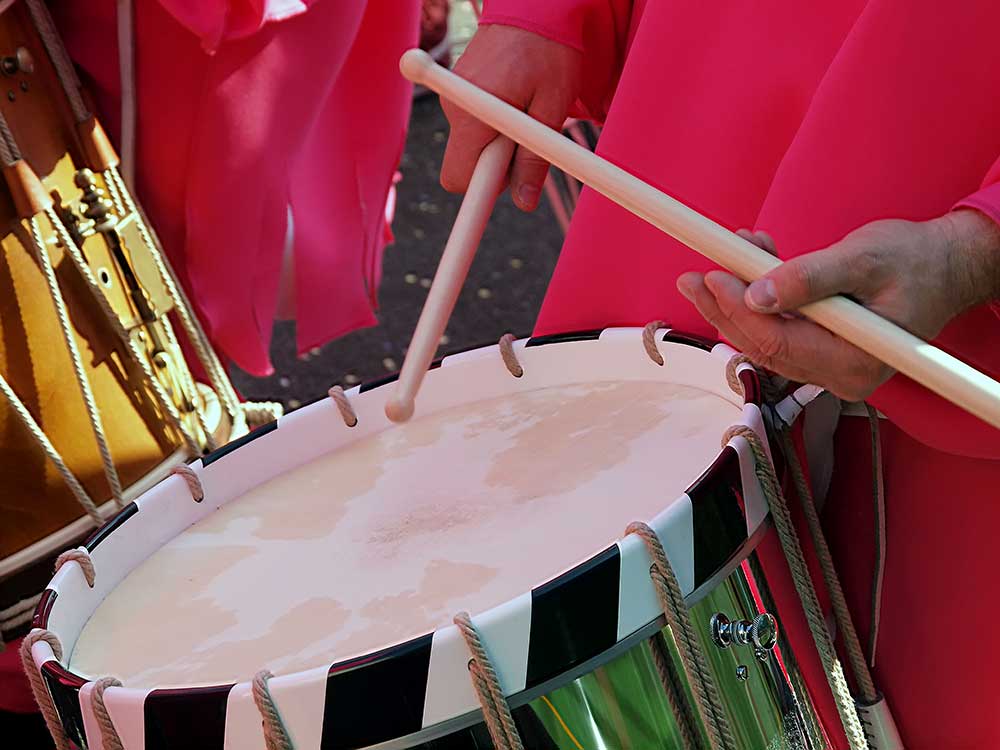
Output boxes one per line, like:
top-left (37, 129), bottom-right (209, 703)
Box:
top-left (479, 0), bottom-right (633, 121)
top-left (955, 154), bottom-right (1000, 224)
top-left (954, 156), bottom-right (1000, 315)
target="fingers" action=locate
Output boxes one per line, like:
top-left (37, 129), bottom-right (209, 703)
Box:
top-left (735, 228), bottom-right (777, 255)
top-left (509, 92), bottom-right (569, 211)
top-left (677, 271), bottom-right (892, 400)
top-left (743, 238), bottom-right (876, 314)
top-left (440, 97), bottom-right (499, 194)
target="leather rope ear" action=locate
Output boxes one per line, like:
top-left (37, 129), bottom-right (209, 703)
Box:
top-left (328, 386), bottom-right (358, 427)
top-left (498, 334), bottom-right (523, 377)
top-left (642, 321), bottom-right (667, 366)
top-left (172, 464), bottom-right (205, 502)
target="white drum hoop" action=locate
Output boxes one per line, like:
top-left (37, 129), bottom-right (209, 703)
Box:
top-left (29, 327), bottom-right (771, 750)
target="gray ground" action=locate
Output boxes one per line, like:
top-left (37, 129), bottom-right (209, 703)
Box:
top-left (230, 92), bottom-right (565, 408)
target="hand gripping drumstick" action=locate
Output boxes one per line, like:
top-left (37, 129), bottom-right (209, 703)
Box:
top-left (399, 48), bottom-right (1000, 431)
top-left (386, 135), bottom-right (516, 422)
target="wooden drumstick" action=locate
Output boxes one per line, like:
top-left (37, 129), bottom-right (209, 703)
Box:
top-left (385, 135), bottom-right (516, 422)
top-left (400, 48), bottom-right (1000, 431)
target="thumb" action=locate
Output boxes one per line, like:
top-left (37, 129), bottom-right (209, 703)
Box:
top-left (509, 92), bottom-right (570, 211)
top-left (745, 242), bottom-right (867, 313)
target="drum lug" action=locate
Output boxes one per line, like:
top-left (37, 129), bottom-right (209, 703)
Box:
top-left (710, 611), bottom-right (779, 659)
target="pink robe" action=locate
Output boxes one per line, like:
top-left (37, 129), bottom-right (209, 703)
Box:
top-left (51, 0), bottom-right (420, 376)
top-left (481, 1), bottom-right (1000, 747)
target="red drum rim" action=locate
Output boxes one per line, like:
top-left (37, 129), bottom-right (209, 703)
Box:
top-left (29, 327), bottom-right (768, 750)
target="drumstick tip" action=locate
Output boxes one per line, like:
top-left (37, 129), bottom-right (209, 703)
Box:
top-left (400, 49), bottom-right (433, 85)
top-left (384, 395), bottom-right (415, 424)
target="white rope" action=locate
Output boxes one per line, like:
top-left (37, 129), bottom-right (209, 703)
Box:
top-left (28, 216), bottom-right (124, 506)
top-left (0, 372), bottom-right (101, 525)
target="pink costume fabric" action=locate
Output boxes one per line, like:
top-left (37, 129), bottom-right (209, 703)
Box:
top-left (481, 1), bottom-right (1000, 747)
top-left (0, 0), bottom-right (418, 714)
top-left (52, 0), bottom-right (420, 376)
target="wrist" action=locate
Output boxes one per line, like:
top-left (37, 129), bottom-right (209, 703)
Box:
top-left (935, 208), bottom-right (1000, 311)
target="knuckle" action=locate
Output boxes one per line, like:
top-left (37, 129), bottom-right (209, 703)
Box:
top-left (856, 246), bottom-right (887, 283)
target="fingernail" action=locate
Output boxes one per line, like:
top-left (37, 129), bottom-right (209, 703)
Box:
top-left (747, 279), bottom-right (778, 312)
top-left (517, 184), bottom-right (540, 210)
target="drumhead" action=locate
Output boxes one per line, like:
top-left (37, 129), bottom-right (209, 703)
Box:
top-left (71, 379), bottom-right (736, 688)
top-left (30, 328), bottom-right (770, 749)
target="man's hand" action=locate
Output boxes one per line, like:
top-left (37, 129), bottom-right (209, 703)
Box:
top-left (677, 211), bottom-right (1000, 401)
top-left (441, 24), bottom-right (583, 211)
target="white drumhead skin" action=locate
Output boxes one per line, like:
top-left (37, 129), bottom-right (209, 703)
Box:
top-left (69, 380), bottom-right (740, 688)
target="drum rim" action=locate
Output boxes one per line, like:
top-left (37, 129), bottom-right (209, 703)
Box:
top-left (28, 327), bottom-right (769, 749)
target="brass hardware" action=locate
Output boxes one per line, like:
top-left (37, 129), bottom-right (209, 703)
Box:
top-left (61, 168), bottom-right (213, 452)
top-left (75, 168), bottom-right (117, 233)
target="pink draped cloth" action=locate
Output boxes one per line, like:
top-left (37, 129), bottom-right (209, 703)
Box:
top-left (481, 1), bottom-right (1000, 747)
top-left (52, 0), bottom-right (420, 376)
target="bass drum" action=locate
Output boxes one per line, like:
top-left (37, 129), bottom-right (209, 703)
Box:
top-left (0, 0), bottom-right (244, 643)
